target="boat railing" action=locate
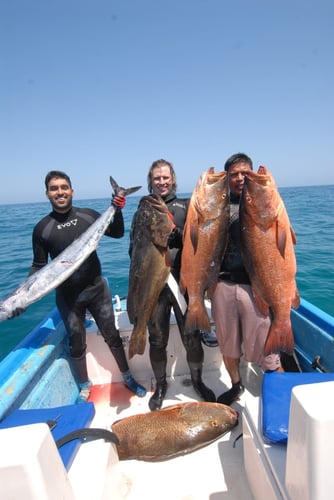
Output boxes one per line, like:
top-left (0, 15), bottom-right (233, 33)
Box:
top-left (0, 308), bottom-right (75, 421)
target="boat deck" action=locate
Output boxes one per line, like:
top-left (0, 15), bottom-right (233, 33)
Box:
top-left (67, 335), bottom-right (260, 500)
top-left (65, 299), bottom-right (334, 499)
top-left (2, 297), bottom-right (333, 499)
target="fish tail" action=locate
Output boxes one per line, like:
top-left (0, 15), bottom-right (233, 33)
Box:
top-left (109, 176), bottom-right (141, 197)
top-left (279, 329), bottom-right (295, 355)
top-left (264, 324), bottom-right (295, 356)
top-left (129, 329), bottom-right (147, 359)
top-left (185, 305), bottom-right (211, 334)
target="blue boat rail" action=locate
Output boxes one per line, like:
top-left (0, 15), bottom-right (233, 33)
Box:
top-left (0, 294), bottom-right (333, 423)
top-left (291, 298), bottom-right (334, 373)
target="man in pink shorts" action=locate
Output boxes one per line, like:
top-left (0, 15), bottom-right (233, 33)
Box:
top-left (211, 153), bottom-right (282, 406)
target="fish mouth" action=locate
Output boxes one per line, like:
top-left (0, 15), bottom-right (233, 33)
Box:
top-left (142, 194), bottom-right (168, 213)
top-left (201, 168), bottom-right (226, 187)
top-left (245, 168), bottom-right (272, 187)
top-left (206, 170), bottom-right (226, 183)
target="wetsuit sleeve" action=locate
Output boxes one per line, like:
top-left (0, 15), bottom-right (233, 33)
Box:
top-left (104, 208), bottom-right (124, 238)
top-left (28, 224), bottom-right (50, 275)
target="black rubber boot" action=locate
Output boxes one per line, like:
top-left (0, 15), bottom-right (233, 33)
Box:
top-left (149, 382), bottom-right (168, 411)
top-left (217, 381), bottom-right (244, 406)
top-left (71, 354), bottom-right (92, 403)
top-left (149, 359), bottom-right (168, 411)
top-left (188, 362), bottom-right (216, 402)
top-left (71, 354), bottom-right (89, 384)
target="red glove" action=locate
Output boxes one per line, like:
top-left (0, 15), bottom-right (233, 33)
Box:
top-left (112, 195), bottom-right (126, 209)
top-left (167, 211), bottom-right (176, 230)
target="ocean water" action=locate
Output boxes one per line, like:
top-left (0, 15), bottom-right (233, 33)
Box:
top-left (0, 185), bottom-right (333, 361)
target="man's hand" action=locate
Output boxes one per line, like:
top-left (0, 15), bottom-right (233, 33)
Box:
top-left (112, 194), bottom-right (126, 209)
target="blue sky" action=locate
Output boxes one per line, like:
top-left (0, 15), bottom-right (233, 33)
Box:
top-left (1, 0), bottom-right (333, 204)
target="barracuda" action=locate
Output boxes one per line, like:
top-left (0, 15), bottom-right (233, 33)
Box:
top-left (0, 176), bottom-right (141, 322)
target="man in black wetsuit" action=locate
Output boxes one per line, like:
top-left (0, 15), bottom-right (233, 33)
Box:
top-left (129, 159), bottom-right (215, 411)
top-left (28, 170), bottom-right (146, 401)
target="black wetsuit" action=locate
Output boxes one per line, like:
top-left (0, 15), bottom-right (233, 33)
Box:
top-left (30, 206), bottom-right (127, 365)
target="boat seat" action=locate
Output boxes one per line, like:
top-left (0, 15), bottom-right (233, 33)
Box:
top-left (261, 372), bottom-right (334, 444)
top-left (0, 402), bottom-right (95, 470)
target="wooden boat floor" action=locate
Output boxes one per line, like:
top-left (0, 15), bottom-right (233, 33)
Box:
top-left (67, 363), bottom-right (259, 500)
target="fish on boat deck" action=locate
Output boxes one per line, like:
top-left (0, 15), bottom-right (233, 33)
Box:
top-left (127, 194), bottom-right (174, 358)
top-left (111, 401), bottom-right (238, 461)
top-left (239, 166), bottom-right (300, 355)
top-left (180, 168), bottom-right (229, 334)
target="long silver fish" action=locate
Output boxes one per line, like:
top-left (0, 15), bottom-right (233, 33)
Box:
top-left (0, 176), bottom-right (141, 322)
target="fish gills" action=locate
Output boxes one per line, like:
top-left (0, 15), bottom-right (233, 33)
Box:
top-left (127, 194), bottom-right (174, 358)
top-left (111, 402), bottom-right (238, 461)
top-left (180, 168), bottom-right (229, 334)
top-left (239, 166), bottom-right (300, 355)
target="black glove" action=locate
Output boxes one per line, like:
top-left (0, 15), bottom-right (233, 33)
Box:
top-left (167, 227), bottom-right (183, 249)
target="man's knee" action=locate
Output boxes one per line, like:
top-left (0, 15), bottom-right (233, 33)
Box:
top-left (69, 344), bottom-right (86, 359)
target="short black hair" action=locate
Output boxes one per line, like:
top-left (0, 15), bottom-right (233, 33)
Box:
top-left (224, 153), bottom-right (253, 171)
top-left (44, 170), bottom-right (72, 190)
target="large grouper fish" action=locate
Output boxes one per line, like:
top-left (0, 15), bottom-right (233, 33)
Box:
top-left (180, 168), bottom-right (229, 334)
top-left (0, 176), bottom-right (141, 322)
top-left (111, 401), bottom-right (238, 461)
top-left (239, 166), bottom-right (300, 355)
top-left (127, 194), bottom-right (174, 358)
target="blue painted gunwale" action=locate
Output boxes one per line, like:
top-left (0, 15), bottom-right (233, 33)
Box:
top-left (0, 296), bottom-right (333, 423)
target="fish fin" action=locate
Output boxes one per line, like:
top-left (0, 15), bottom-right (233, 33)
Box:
top-left (252, 288), bottom-right (269, 316)
top-left (159, 403), bottom-right (184, 412)
top-left (291, 287), bottom-right (300, 309)
top-left (129, 329), bottom-right (147, 359)
top-left (179, 279), bottom-right (186, 295)
top-left (264, 324), bottom-right (295, 356)
top-left (206, 281), bottom-right (218, 300)
top-left (189, 223), bottom-right (199, 254)
top-left (185, 304), bottom-right (211, 334)
top-left (290, 225), bottom-right (297, 245)
top-left (165, 250), bottom-right (172, 268)
top-left (159, 405), bottom-right (184, 416)
top-left (264, 332), bottom-right (280, 356)
top-left (276, 222), bottom-right (287, 258)
top-left (109, 175), bottom-right (142, 197)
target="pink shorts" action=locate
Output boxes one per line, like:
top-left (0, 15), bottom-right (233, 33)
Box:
top-left (211, 281), bottom-right (280, 371)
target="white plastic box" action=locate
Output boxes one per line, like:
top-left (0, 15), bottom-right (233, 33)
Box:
top-left (285, 381), bottom-right (334, 500)
top-left (0, 423), bottom-right (75, 499)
